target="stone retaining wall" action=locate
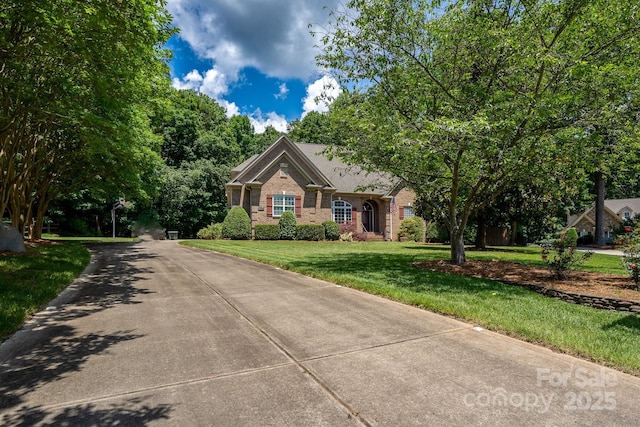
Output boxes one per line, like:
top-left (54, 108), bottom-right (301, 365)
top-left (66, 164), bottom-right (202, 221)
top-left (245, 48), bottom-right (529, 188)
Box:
top-left (504, 281), bottom-right (640, 314)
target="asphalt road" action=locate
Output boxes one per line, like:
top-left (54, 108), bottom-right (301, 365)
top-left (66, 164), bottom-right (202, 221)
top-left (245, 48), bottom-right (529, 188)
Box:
top-left (1, 239), bottom-right (639, 426)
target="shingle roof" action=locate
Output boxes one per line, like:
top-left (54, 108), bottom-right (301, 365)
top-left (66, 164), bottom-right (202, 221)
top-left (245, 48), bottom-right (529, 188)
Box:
top-left (293, 143), bottom-right (397, 194)
top-left (228, 135), bottom-right (398, 196)
top-left (605, 198), bottom-right (640, 215)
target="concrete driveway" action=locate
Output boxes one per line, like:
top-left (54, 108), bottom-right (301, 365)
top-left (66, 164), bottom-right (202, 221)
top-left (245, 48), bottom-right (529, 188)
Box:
top-left (1, 239), bottom-right (639, 426)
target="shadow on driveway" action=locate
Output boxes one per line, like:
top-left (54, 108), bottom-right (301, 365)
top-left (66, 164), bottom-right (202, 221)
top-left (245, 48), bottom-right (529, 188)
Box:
top-left (0, 242), bottom-right (173, 425)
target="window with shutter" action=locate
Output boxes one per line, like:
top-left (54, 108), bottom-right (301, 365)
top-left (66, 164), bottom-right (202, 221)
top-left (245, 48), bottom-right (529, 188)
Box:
top-left (272, 194), bottom-right (295, 217)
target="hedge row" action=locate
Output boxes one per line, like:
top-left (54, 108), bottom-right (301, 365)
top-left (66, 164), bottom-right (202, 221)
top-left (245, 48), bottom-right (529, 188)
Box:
top-left (296, 224), bottom-right (325, 241)
top-left (195, 208), bottom-right (429, 243)
top-left (255, 223), bottom-right (330, 241)
top-left (199, 218), bottom-right (341, 241)
top-left (254, 224), bottom-right (281, 240)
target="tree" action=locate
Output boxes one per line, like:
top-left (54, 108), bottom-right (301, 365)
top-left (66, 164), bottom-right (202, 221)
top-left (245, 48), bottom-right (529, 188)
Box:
top-left (253, 126), bottom-right (283, 152)
top-left (317, 0), bottom-right (640, 264)
top-left (575, 100), bottom-right (640, 246)
top-left (155, 160), bottom-right (230, 238)
top-left (0, 0), bottom-right (174, 238)
top-left (288, 111), bottom-right (333, 144)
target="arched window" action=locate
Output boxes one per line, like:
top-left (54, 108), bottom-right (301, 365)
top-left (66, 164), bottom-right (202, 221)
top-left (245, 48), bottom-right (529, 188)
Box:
top-left (332, 200), bottom-right (352, 224)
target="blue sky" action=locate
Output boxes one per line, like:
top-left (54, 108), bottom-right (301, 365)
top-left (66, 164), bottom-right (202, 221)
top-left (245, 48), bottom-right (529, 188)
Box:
top-left (165, 0), bottom-right (343, 133)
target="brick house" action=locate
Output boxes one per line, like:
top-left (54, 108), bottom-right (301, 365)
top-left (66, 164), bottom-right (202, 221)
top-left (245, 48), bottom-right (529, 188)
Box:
top-left (566, 198), bottom-right (640, 240)
top-left (225, 135), bottom-right (418, 240)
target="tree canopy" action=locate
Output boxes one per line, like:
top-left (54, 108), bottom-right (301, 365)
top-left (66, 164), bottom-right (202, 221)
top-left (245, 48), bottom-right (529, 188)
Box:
top-left (317, 0), bottom-right (640, 263)
top-left (0, 0), bottom-right (174, 238)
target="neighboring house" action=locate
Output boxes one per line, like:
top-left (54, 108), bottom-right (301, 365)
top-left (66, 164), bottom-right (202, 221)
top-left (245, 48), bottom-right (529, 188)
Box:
top-left (225, 135), bottom-right (417, 240)
top-left (566, 198), bottom-right (640, 239)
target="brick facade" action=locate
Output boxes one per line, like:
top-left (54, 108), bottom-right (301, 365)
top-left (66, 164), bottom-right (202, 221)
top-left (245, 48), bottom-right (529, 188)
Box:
top-left (226, 136), bottom-right (421, 240)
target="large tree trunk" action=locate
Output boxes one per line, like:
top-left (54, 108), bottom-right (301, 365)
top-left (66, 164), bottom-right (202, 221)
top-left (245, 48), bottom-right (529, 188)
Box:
top-left (594, 171), bottom-right (606, 246)
top-left (451, 232), bottom-right (466, 265)
top-left (509, 219), bottom-right (518, 245)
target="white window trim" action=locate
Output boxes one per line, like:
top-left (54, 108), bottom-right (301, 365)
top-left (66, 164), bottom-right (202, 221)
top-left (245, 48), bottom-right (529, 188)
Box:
top-left (273, 194), bottom-right (295, 217)
top-left (403, 206), bottom-right (415, 218)
top-left (332, 200), bottom-right (352, 224)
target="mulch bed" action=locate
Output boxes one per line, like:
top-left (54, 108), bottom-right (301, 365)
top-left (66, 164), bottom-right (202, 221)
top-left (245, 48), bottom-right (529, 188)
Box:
top-left (414, 260), bottom-right (640, 303)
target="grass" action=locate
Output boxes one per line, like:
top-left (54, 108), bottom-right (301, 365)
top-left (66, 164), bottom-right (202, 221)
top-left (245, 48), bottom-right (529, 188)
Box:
top-left (0, 242), bottom-right (91, 340)
top-left (181, 240), bottom-right (640, 375)
top-left (42, 233), bottom-right (139, 243)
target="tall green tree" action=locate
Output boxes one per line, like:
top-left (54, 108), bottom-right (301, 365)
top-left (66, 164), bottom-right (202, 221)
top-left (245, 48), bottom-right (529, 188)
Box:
top-left (0, 0), bottom-right (174, 238)
top-left (156, 160), bottom-right (230, 237)
top-left (288, 111), bottom-right (333, 145)
top-left (317, 0), bottom-right (640, 264)
top-left (569, 43), bottom-right (640, 244)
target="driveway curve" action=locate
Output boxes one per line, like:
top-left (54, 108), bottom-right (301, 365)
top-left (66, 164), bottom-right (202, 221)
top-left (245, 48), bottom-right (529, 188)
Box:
top-left (1, 239), bottom-right (639, 426)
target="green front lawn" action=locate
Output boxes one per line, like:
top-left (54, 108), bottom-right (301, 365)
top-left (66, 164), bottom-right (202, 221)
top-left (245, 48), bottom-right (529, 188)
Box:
top-left (182, 240), bottom-right (639, 375)
top-left (0, 242), bottom-right (90, 340)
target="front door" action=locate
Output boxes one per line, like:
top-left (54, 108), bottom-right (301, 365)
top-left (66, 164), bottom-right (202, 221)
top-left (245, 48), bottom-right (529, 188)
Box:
top-left (362, 202), bottom-right (376, 232)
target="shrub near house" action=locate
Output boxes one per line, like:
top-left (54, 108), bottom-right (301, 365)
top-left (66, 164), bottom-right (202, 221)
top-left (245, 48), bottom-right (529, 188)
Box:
top-left (278, 211), bottom-right (297, 240)
top-left (398, 217), bottom-right (425, 242)
top-left (254, 224), bottom-right (281, 240)
top-left (296, 224), bottom-right (325, 241)
top-left (222, 206), bottom-right (251, 240)
top-left (196, 223), bottom-right (223, 240)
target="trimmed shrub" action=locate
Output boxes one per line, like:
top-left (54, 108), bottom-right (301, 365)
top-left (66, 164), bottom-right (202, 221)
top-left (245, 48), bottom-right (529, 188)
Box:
top-left (323, 220), bottom-right (340, 241)
top-left (398, 217), bottom-right (425, 242)
top-left (254, 224), bottom-right (281, 240)
top-left (278, 211), bottom-right (297, 240)
top-left (222, 206), bottom-right (251, 240)
top-left (565, 227), bottom-right (578, 247)
top-left (196, 223), bottom-right (223, 240)
top-left (296, 224), bottom-right (325, 241)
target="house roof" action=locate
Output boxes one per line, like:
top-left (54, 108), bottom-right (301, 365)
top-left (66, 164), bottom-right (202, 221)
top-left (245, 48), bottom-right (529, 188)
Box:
top-left (604, 198), bottom-right (640, 215)
top-left (293, 143), bottom-right (397, 194)
top-left (228, 135), bottom-right (398, 196)
top-left (567, 197), bottom-right (640, 229)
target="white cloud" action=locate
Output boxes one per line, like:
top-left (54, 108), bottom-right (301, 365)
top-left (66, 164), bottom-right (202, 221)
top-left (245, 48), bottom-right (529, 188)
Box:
top-left (275, 83), bottom-right (289, 100)
top-left (302, 76), bottom-right (342, 117)
top-left (219, 100), bottom-right (240, 118)
top-left (171, 69), bottom-right (203, 91)
top-left (199, 68), bottom-right (231, 99)
top-left (166, 0), bottom-right (340, 80)
top-left (249, 109), bottom-right (288, 134)
top-left (166, 1), bottom-right (345, 129)
top-left (172, 66), bottom-right (241, 117)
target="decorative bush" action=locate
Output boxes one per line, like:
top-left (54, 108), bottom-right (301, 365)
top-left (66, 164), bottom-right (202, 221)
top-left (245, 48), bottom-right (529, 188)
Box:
top-left (619, 226), bottom-right (640, 290)
top-left (338, 222), bottom-right (367, 241)
top-left (254, 224), bottom-right (281, 240)
top-left (222, 206), bottom-right (251, 240)
top-left (323, 220), bottom-right (340, 241)
top-left (278, 211), bottom-right (297, 240)
top-left (565, 227), bottom-right (578, 247)
top-left (541, 230), bottom-right (592, 279)
top-left (353, 231), bottom-right (368, 241)
top-left (196, 223), bottom-right (223, 240)
top-left (398, 217), bottom-right (425, 242)
top-left (339, 222), bottom-right (357, 241)
top-left (296, 224), bottom-right (325, 241)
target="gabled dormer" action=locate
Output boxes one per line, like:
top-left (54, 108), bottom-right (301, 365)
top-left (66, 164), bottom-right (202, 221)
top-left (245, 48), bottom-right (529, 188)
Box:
top-left (227, 135), bottom-right (334, 191)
